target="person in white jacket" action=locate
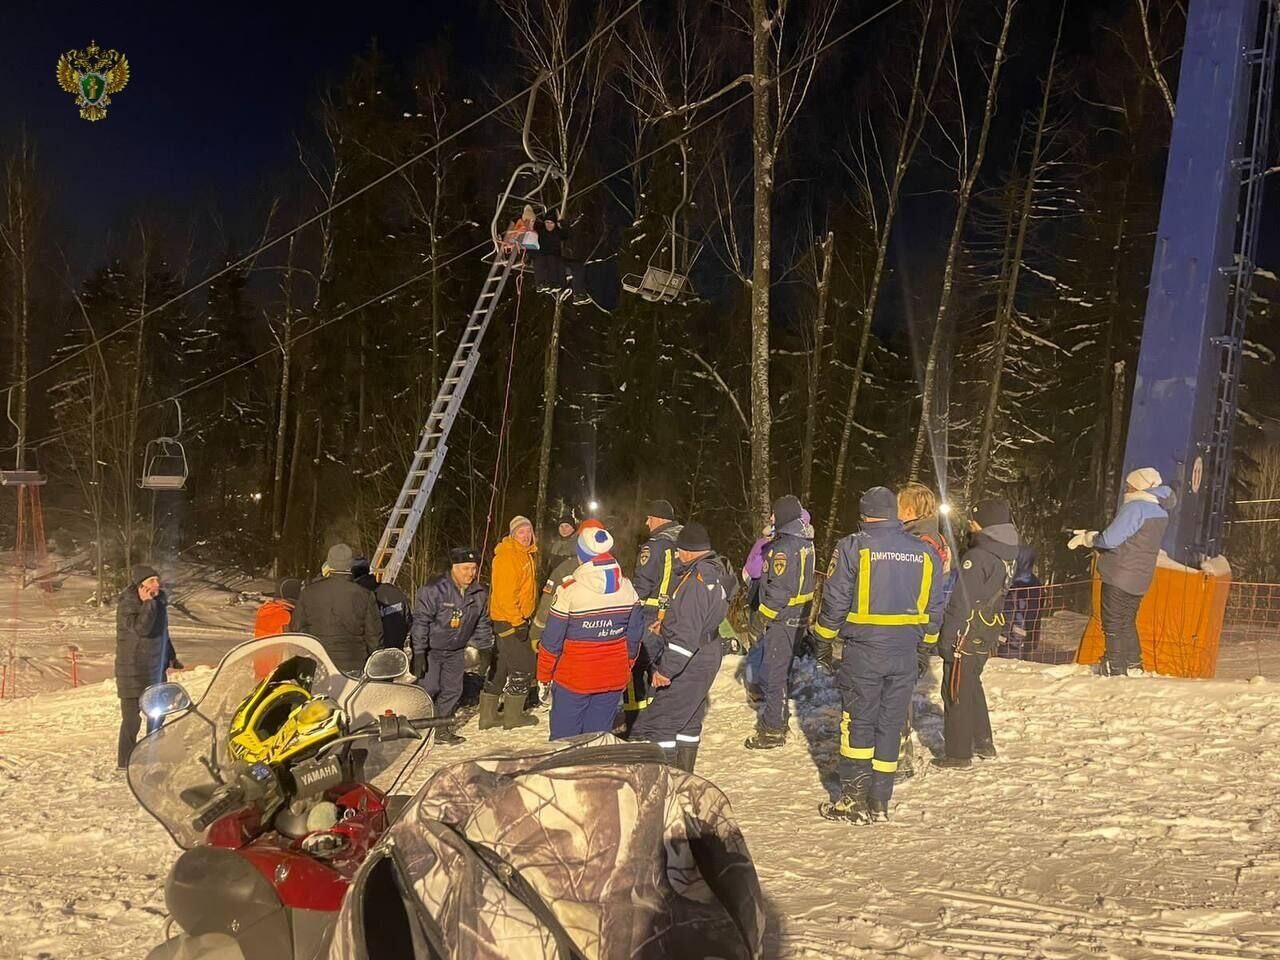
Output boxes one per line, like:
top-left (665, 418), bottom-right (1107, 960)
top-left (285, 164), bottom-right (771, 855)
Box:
top-left (536, 527), bottom-right (645, 739)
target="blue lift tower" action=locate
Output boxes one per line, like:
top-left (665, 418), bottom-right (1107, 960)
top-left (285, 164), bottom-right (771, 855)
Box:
top-left (1123, 0), bottom-right (1278, 567)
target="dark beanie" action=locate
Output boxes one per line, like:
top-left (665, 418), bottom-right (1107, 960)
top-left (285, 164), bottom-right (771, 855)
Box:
top-left (131, 564), bottom-right (160, 585)
top-left (277, 576), bottom-right (302, 601)
top-left (974, 498), bottom-right (1013, 528)
top-left (449, 546), bottom-right (479, 565)
top-left (772, 495), bottom-right (803, 529)
top-left (351, 556), bottom-right (371, 579)
top-left (676, 521), bottom-right (712, 552)
top-left (646, 499), bottom-right (676, 521)
top-left (859, 486), bottom-right (898, 521)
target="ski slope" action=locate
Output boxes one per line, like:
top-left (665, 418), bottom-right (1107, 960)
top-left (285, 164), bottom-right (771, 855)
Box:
top-left (0, 620), bottom-right (1278, 958)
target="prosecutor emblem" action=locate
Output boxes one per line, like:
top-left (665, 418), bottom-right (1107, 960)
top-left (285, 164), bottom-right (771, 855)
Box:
top-left (57, 40), bottom-right (130, 121)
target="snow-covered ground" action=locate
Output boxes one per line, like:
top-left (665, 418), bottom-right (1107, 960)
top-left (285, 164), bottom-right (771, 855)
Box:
top-left (1, 582), bottom-right (1278, 958)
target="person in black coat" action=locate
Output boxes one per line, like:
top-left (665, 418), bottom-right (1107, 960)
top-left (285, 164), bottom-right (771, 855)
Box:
top-left (288, 543), bottom-right (384, 674)
top-left (115, 564), bottom-right (180, 769)
top-left (353, 557), bottom-right (413, 652)
top-left (930, 499), bottom-right (1020, 769)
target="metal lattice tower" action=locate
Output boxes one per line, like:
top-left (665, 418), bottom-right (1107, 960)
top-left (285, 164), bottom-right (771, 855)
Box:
top-left (1202, 0), bottom-right (1280, 558)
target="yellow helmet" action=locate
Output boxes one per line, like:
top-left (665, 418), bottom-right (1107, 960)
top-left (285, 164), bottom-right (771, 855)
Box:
top-left (228, 656), bottom-right (345, 766)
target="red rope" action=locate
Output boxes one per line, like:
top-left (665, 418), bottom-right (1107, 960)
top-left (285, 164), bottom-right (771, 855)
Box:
top-left (480, 258), bottom-right (525, 568)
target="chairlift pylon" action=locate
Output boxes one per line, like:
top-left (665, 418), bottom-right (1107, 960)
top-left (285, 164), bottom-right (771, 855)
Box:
top-left (140, 399), bottom-right (189, 492)
top-left (0, 387), bottom-right (45, 487)
top-left (623, 138), bottom-right (702, 304)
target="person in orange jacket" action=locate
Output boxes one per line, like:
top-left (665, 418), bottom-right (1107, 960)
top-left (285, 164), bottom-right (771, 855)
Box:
top-left (481, 515), bottom-right (540, 730)
top-left (254, 577), bottom-right (301, 638)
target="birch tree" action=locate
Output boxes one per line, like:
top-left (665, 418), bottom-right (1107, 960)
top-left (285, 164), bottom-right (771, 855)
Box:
top-left (823, 0), bottom-right (946, 546)
top-left (500, 0), bottom-right (618, 533)
top-left (1, 132), bottom-right (41, 470)
top-left (969, 4), bottom-right (1065, 498)
top-left (908, 0), bottom-right (1018, 483)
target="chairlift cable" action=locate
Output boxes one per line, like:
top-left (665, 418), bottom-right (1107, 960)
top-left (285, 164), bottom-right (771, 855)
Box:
top-left (4, 0), bottom-right (646, 399)
top-left (13, 0), bottom-right (910, 455)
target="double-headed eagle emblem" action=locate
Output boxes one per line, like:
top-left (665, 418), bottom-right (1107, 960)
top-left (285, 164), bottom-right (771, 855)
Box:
top-left (56, 40), bottom-right (130, 121)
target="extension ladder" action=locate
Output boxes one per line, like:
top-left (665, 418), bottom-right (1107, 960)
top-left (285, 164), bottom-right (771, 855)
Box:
top-left (370, 244), bottom-right (523, 583)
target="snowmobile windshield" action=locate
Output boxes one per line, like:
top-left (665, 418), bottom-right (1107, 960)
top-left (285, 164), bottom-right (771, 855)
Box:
top-left (127, 634), bottom-right (435, 849)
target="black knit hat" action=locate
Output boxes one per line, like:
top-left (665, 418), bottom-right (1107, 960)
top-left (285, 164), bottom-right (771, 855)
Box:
top-left (973, 499), bottom-right (1013, 529)
top-left (351, 556), bottom-right (371, 579)
top-left (676, 521), bottom-right (712, 552)
top-left (449, 546), bottom-right (479, 565)
top-left (772, 494), bottom-right (803, 529)
top-left (276, 577), bottom-right (302, 601)
top-left (131, 564), bottom-right (160, 585)
top-left (859, 486), bottom-right (898, 521)
top-left (646, 499), bottom-right (676, 521)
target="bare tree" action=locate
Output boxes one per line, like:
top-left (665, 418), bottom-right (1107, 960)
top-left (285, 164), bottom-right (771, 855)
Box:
top-left (1, 132), bottom-right (41, 469)
top-left (499, 0), bottom-right (618, 532)
top-left (970, 3), bottom-right (1065, 498)
top-left (823, 0), bottom-right (946, 546)
top-left (1136, 0), bottom-right (1176, 120)
top-left (909, 0), bottom-right (1019, 483)
top-left (746, 0), bottom-right (837, 522)
top-left (800, 230), bottom-right (834, 506)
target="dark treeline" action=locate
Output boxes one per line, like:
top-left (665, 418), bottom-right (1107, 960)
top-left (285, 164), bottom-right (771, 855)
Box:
top-left (3, 0), bottom-right (1279, 599)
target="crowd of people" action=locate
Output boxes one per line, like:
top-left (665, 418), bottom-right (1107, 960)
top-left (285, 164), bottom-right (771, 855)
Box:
top-left (114, 467), bottom-right (1175, 823)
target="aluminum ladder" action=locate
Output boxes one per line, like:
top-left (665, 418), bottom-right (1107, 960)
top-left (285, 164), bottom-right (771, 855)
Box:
top-left (370, 244), bottom-right (523, 583)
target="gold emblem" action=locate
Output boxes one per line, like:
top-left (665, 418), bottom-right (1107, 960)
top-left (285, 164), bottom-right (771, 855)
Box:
top-left (826, 550), bottom-right (838, 578)
top-left (771, 552), bottom-right (788, 577)
top-left (638, 545), bottom-right (651, 567)
top-left (57, 40), bottom-right (130, 121)
top-left (449, 609), bottom-right (462, 629)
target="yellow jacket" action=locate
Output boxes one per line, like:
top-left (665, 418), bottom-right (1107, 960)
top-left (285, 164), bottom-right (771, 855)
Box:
top-left (490, 536), bottom-right (538, 626)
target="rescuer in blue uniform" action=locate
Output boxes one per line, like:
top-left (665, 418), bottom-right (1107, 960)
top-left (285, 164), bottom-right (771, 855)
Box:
top-left (815, 487), bottom-right (945, 824)
top-left (625, 499), bottom-right (684, 730)
top-left (628, 522), bottom-right (736, 773)
top-left (744, 494), bottom-right (815, 749)
top-left (410, 546), bottom-right (495, 745)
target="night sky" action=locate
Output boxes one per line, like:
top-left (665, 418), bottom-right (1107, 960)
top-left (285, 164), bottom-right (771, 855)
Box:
top-left (1, 1), bottom-right (485, 271)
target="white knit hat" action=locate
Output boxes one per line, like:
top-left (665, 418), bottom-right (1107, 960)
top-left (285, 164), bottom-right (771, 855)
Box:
top-left (1126, 467), bottom-right (1162, 491)
top-left (577, 526), bottom-right (614, 562)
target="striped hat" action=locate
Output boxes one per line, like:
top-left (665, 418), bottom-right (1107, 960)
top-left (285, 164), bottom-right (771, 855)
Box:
top-left (577, 526), bottom-right (615, 563)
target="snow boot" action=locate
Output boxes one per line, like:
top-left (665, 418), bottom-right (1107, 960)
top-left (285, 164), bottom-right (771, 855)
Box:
top-left (866, 798), bottom-right (890, 823)
top-left (675, 743), bottom-right (699, 773)
top-left (931, 756), bottom-right (973, 770)
top-left (1094, 660), bottom-right (1127, 677)
top-left (477, 692), bottom-right (502, 731)
top-left (501, 691), bottom-right (539, 730)
top-left (435, 727), bottom-right (467, 746)
top-left (744, 726), bottom-right (787, 750)
top-left (820, 775), bottom-right (870, 823)
top-left (974, 742), bottom-right (997, 760)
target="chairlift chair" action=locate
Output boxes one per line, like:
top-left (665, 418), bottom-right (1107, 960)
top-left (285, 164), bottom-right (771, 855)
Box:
top-left (1, 388), bottom-right (45, 486)
top-left (622, 138), bottom-right (702, 305)
top-left (140, 400), bottom-right (189, 491)
top-left (487, 71), bottom-right (570, 272)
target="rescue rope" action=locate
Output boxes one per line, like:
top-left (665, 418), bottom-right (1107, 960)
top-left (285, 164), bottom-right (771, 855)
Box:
top-left (480, 261), bottom-right (525, 568)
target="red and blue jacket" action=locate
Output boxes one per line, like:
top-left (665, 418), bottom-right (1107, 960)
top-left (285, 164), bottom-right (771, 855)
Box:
top-left (536, 554), bottom-right (643, 694)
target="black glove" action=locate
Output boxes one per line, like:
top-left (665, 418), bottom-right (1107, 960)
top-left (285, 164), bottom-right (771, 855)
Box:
top-left (411, 650), bottom-right (427, 678)
top-left (812, 633), bottom-right (836, 674)
top-left (938, 636), bottom-right (957, 663)
top-left (169, 657), bottom-right (185, 671)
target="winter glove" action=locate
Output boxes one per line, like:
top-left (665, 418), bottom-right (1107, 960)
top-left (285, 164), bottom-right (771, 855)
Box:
top-left (411, 651), bottom-right (427, 679)
top-left (1067, 529), bottom-right (1097, 551)
top-left (812, 632), bottom-right (836, 674)
top-left (169, 658), bottom-right (185, 671)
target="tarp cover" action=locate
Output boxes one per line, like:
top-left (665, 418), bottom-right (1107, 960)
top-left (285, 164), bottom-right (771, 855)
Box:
top-left (328, 735), bottom-right (765, 959)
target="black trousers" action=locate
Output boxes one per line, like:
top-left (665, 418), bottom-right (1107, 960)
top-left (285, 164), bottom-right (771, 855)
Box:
top-left (117, 697), bottom-right (161, 769)
top-left (1100, 583), bottom-right (1144, 671)
top-left (940, 654), bottom-right (992, 760)
top-left (487, 622), bottom-right (536, 696)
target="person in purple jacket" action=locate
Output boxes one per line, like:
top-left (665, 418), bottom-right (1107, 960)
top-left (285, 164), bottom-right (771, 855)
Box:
top-left (1069, 467), bottom-right (1177, 677)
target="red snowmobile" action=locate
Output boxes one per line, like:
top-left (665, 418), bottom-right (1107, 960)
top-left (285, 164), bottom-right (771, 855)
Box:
top-left (127, 634), bottom-right (446, 960)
